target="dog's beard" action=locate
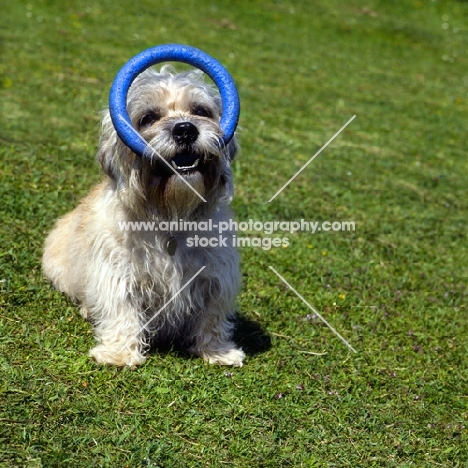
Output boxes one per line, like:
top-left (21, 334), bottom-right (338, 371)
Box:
top-left (145, 158), bottom-right (220, 221)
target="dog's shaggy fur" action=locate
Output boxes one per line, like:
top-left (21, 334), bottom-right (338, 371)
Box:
top-left (42, 66), bottom-right (245, 367)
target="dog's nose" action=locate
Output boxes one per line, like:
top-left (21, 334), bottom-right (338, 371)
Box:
top-left (172, 122), bottom-right (199, 145)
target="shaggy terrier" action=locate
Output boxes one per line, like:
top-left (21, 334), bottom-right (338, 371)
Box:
top-left (43, 66), bottom-right (245, 367)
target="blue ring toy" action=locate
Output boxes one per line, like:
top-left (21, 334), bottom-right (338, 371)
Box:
top-left (109, 44), bottom-right (240, 158)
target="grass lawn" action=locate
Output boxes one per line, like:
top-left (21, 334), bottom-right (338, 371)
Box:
top-left (1, 0), bottom-right (467, 466)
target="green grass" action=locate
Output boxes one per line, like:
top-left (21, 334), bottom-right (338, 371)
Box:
top-left (1, 0), bottom-right (468, 466)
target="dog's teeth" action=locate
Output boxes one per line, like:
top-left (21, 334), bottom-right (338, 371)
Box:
top-left (170, 158), bottom-right (200, 171)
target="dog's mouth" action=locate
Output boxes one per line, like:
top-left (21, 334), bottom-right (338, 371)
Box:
top-left (170, 153), bottom-right (201, 173)
top-left (153, 152), bottom-right (207, 178)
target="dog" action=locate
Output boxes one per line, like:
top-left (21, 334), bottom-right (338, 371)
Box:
top-left (42, 65), bottom-right (245, 367)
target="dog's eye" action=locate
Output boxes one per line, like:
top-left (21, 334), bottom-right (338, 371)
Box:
top-left (138, 111), bottom-right (160, 129)
top-left (192, 106), bottom-right (212, 118)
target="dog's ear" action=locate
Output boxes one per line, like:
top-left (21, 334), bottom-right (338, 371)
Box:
top-left (97, 111), bottom-right (120, 181)
top-left (219, 152), bottom-right (236, 204)
top-left (225, 134), bottom-right (239, 162)
top-left (97, 144), bottom-right (118, 181)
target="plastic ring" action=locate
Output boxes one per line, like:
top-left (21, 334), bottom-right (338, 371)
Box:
top-left (109, 44), bottom-right (240, 158)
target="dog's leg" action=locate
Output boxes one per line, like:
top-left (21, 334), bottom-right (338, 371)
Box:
top-left (189, 309), bottom-right (245, 367)
top-left (88, 309), bottom-right (147, 367)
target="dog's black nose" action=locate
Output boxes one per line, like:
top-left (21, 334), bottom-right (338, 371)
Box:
top-left (172, 122), bottom-right (199, 145)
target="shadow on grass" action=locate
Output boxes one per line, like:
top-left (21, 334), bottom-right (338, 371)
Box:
top-left (150, 313), bottom-right (271, 360)
top-left (232, 313), bottom-right (272, 356)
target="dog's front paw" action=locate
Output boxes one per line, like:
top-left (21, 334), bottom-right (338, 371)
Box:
top-left (89, 343), bottom-right (146, 367)
top-left (209, 348), bottom-right (245, 367)
top-left (193, 345), bottom-right (245, 367)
